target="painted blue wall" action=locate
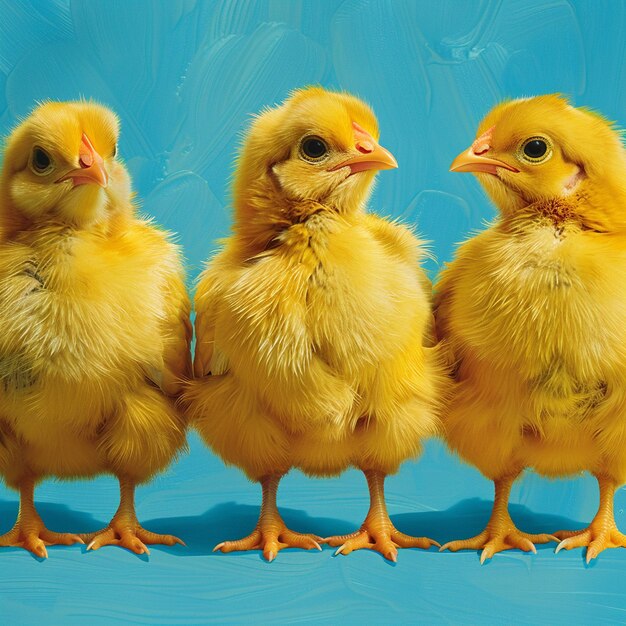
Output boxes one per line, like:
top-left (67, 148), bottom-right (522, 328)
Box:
top-left (1, 1), bottom-right (625, 623)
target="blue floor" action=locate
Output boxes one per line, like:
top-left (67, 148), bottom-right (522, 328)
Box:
top-left (2, 435), bottom-right (625, 624)
top-left (3, 0), bottom-right (626, 622)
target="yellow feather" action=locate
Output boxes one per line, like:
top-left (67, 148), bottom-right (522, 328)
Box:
top-left (184, 87), bottom-right (448, 483)
top-left (437, 95), bottom-right (626, 486)
top-left (0, 101), bottom-right (190, 490)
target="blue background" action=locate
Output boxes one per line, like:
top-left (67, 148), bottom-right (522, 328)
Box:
top-left (1, 0), bottom-right (626, 623)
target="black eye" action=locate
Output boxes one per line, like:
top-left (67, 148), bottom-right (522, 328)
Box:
top-left (31, 147), bottom-right (53, 174)
top-left (522, 138), bottom-right (549, 161)
top-left (300, 136), bottom-right (328, 161)
top-left (112, 143), bottom-right (117, 158)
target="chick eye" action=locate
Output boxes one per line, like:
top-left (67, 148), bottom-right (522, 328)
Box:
top-left (112, 143), bottom-right (117, 158)
top-left (519, 136), bottom-right (552, 163)
top-left (30, 147), bottom-right (54, 175)
top-left (299, 136), bottom-right (329, 162)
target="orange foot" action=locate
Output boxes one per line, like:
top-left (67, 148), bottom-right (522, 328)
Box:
top-left (324, 526), bottom-right (438, 562)
top-left (555, 525), bottom-right (626, 563)
top-left (441, 527), bottom-right (557, 564)
top-left (214, 474), bottom-right (322, 561)
top-left (83, 478), bottom-right (184, 555)
top-left (214, 524), bottom-right (322, 562)
top-left (554, 475), bottom-right (626, 563)
top-left (0, 522), bottom-right (83, 559)
top-left (83, 519), bottom-right (184, 555)
top-left (322, 470), bottom-right (439, 562)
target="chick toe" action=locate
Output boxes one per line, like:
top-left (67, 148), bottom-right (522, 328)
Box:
top-left (214, 524), bottom-right (322, 560)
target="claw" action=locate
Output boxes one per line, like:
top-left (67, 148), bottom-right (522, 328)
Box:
top-left (334, 544), bottom-right (347, 557)
top-left (213, 542), bottom-right (225, 553)
top-left (518, 537), bottom-right (537, 554)
top-left (479, 547), bottom-right (492, 565)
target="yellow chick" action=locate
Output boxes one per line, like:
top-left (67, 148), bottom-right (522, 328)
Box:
top-left (184, 87), bottom-right (446, 562)
top-left (436, 95), bottom-right (626, 563)
top-left (0, 101), bottom-right (191, 557)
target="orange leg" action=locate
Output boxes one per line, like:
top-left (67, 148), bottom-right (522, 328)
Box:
top-left (213, 474), bottom-right (322, 561)
top-left (555, 475), bottom-right (626, 563)
top-left (440, 474), bottom-right (557, 564)
top-left (83, 478), bottom-right (184, 555)
top-left (323, 470), bottom-right (439, 562)
top-left (0, 477), bottom-right (83, 558)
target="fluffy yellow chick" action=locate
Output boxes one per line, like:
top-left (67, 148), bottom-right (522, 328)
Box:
top-left (184, 87), bottom-right (446, 562)
top-left (436, 95), bottom-right (626, 563)
top-left (0, 101), bottom-right (191, 557)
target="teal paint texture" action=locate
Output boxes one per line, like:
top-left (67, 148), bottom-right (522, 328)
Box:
top-left (0, 0), bottom-right (625, 623)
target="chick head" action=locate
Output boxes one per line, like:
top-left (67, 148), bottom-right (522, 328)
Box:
top-left (2, 100), bottom-right (130, 227)
top-left (450, 95), bottom-right (626, 229)
top-left (234, 86), bottom-right (397, 220)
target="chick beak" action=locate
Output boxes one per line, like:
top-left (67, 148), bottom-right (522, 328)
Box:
top-left (450, 126), bottom-right (519, 175)
top-left (329, 122), bottom-right (398, 175)
top-left (57, 133), bottom-right (108, 188)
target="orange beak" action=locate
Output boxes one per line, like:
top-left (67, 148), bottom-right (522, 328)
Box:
top-left (450, 126), bottom-right (519, 175)
top-left (330, 122), bottom-right (398, 175)
top-left (57, 133), bottom-right (108, 187)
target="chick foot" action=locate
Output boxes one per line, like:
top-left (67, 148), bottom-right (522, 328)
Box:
top-left (0, 477), bottom-right (83, 558)
top-left (323, 470), bottom-right (438, 562)
top-left (439, 474), bottom-right (557, 563)
top-left (84, 478), bottom-right (184, 555)
top-left (441, 527), bottom-right (556, 564)
top-left (213, 474), bottom-right (322, 561)
top-left (326, 525), bottom-right (438, 562)
top-left (214, 525), bottom-right (322, 561)
top-left (554, 475), bottom-right (626, 563)
top-left (0, 523), bottom-right (84, 558)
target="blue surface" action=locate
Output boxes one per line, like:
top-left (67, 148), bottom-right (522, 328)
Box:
top-left (1, 1), bottom-right (626, 623)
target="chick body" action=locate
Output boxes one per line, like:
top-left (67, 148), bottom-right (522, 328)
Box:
top-left (438, 210), bottom-right (626, 480)
top-left (194, 211), bottom-right (439, 478)
top-left (186, 87), bottom-right (444, 561)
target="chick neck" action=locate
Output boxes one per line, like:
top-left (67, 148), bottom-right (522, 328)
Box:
top-left (497, 174), bottom-right (626, 235)
top-left (233, 175), bottom-right (358, 257)
top-left (0, 184), bottom-right (129, 242)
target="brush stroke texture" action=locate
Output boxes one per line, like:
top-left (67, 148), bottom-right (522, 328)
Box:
top-left (0, 0), bottom-right (624, 623)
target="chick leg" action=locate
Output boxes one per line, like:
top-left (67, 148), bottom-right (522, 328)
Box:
top-left (554, 475), bottom-right (626, 563)
top-left (0, 476), bottom-right (84, 558)
top-left (213, 474), bottom-right (322, 561)
top-left (440, 474), bottom-right (557, 563)
top-left (83, 478), bottom-right (184, 555)
top-left (323, 470), bottom-right (439, 562)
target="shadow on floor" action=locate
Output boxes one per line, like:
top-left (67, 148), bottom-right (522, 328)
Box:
top-left (0, 499), bottom-right (106, 535)
top-left (142, 501), bottom-right (354, 557)
top-left (0, 497), bottom-right (588, 559)
top-left (0, 499), bottom-right (106, 559)
top-left (391, 497), bottom-right (586, 550)
top-left (140, 498), bottom-right (588, 557)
